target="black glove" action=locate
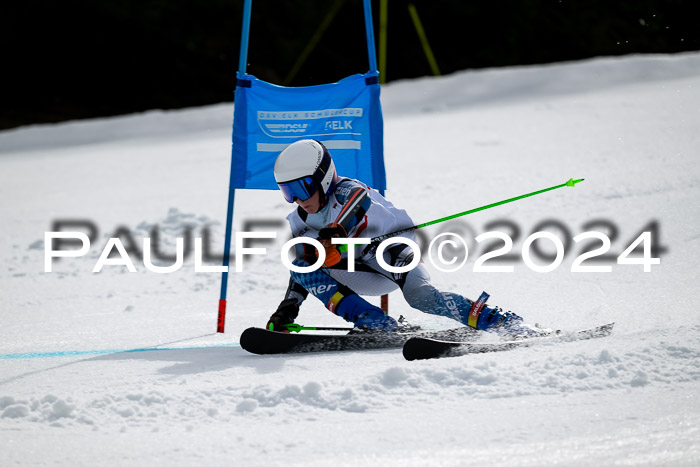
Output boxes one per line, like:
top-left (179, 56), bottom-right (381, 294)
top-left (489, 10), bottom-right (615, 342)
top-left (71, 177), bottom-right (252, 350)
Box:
top-left (266, 298), bottom-right (300, 332)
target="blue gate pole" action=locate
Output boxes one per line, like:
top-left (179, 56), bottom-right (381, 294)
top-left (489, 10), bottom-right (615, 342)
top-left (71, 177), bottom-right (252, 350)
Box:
top-left (238, 0), bottom-right (253, 73)
top-left (363, 0), bottom-right (389, 312)
top-left (218, 0), bottom-right (253, 333)
top-left (363, 0), bottom-right (378, 73)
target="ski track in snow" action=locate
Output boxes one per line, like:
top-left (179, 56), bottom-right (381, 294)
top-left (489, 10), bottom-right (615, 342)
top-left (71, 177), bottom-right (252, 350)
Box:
top-left (1, 53), bottom-right (700, 465)
top-left (2, 325), bottom-right (699, 427)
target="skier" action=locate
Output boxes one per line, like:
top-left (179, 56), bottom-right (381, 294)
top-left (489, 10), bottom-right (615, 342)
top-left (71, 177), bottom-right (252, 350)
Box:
top-left (267, 139), bottom-right (547, 336)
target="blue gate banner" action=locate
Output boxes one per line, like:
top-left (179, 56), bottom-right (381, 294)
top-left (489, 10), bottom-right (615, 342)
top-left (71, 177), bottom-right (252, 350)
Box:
top-left (230, 71), bottom-right (386, 191)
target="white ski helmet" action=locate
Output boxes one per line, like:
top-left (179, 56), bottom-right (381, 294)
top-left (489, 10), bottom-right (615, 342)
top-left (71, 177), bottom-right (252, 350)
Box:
top-left (274, 139), bottom-right (338, 204)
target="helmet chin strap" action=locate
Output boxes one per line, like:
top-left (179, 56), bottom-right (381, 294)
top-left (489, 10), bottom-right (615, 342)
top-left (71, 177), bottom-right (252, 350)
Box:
top-left (318, 190), bottom-right (329, 210)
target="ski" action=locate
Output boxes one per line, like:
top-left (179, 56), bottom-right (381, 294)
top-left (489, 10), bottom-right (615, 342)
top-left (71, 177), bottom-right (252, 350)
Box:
top-left (402, 322), bottom-right (615, 361)
top-left (239, 325), bottom-right (480, 355)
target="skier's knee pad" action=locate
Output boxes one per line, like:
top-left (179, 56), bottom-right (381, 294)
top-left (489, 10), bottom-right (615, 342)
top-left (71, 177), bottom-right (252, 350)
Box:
top-left (289, 259), bottom-right (397, 330)
top-left (289, 259), bottom-right (354, 314)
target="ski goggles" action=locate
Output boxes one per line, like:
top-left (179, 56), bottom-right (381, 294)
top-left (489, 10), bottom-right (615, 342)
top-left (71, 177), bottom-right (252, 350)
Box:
top-left (278, 176), bottom-right (318, 203)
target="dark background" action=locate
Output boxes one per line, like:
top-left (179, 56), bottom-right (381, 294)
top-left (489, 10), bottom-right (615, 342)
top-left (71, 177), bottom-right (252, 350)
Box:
top-left (3, 0), bottom-right (698, 130)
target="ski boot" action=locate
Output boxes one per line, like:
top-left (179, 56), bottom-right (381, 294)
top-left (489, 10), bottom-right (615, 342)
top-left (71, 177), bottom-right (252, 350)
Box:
top-left (467, 291), bottom-right (551, 338)
top-left (338, 294), bottom-right (398, 332)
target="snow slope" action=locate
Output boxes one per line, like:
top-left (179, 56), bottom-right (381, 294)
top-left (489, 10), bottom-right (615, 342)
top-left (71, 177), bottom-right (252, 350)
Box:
top-left (1, 53), bottom-right (699, 466)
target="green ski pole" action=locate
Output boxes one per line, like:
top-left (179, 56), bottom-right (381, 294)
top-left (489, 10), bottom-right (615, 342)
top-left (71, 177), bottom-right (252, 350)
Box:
top-left (271, 323), bottom-right (354, 333)
top-left (370, 178), bottom-right (584, 244)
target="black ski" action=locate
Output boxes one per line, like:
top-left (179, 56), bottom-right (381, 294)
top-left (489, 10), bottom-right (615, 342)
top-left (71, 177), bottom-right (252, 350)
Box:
top-left (402, 322), bottom-right (615, 361)
top-left (239, 325), bottom-right (480, 355)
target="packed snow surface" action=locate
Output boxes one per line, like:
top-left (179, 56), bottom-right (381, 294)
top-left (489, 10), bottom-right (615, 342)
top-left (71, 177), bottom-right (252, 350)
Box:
top-left (1, 53), bottom-right (700, 466)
